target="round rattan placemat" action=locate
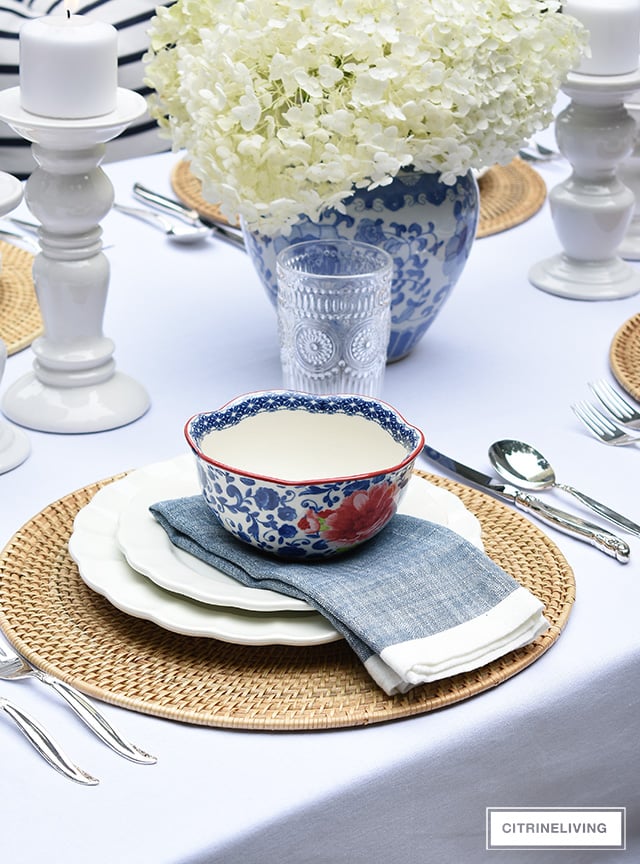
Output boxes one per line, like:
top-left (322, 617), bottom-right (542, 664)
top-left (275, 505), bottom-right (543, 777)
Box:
top-left (475, 158), bottom-right (547, 238)
top-left (0, 470), bottom-right (574, 731)
top-left (610, 313), bottom-right (640, 402)
top-left (0, 240), bottom-right (41, 355)
top-left (171, 160), bottom-right (238, 227)
top-left (171, 158), bottom-right (546, 240)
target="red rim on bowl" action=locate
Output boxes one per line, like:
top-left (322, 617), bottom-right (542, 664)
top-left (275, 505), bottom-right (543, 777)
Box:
top-left (184, 390), bottom-right (425, 486)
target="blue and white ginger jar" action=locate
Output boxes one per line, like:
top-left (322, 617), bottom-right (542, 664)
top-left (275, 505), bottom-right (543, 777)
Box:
top-left (243, 168), bottom-right (480, 361)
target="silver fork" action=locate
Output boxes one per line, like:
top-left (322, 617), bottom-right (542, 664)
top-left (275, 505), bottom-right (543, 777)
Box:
top-left (0, 220), bottom-right (40, 253)
top-left (0, 646), bottom-right (156, 764)
top-left (588, 379), bottom-right (640, 430)
top-left (572, 400), bottom-right (640, 447)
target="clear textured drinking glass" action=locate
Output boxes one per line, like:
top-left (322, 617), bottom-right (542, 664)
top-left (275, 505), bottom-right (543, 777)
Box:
top-left (276, 239), bottom-right (392, 397)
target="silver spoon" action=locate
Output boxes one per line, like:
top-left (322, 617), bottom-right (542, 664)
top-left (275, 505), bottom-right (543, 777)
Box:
top-left (113, 202), bottom-right (210, 245)
top-left (518, 140), bottom-right (560, 162)
top-left (488, 438), bottom-right (640, 537)
top-left (131, 183), bottom-right (246, 250)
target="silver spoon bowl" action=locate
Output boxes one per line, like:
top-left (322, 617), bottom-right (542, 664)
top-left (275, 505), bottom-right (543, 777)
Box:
top-left (488, 438), bottom-right (640, 537)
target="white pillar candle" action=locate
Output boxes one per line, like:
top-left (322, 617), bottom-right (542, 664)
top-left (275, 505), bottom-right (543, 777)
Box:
top-left (564, 0), bottom-right (640, 76)
top-left (19, 9), bottom-right (118, 119)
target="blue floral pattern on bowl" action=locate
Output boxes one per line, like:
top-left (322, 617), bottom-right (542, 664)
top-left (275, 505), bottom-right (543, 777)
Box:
top-left (243, 170), bottom-right (479, 361)
top-left (185, 391), bottom-right (424, 559)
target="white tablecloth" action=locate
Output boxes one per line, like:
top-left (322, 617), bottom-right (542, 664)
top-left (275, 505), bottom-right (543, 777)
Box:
top-left (0, 138), bottom-right (638, 863)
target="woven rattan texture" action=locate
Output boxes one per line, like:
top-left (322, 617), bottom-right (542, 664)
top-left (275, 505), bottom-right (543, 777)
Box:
top-left (171, 160), bottom-right (239, 227)
top-left (171, 158), bottom-right (547, 240)
top-left (610, 313), bottom-right (640, 402)
top-left (0, 240), bottom-right (41, 355)
top-left (475, 158), bottom-right (546, 238)
top-left (0, 470), bottom-right (574, 731)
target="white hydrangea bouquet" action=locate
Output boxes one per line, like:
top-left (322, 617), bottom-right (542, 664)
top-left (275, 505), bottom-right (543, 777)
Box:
top-left (145, 0), bottom-right (585, 234)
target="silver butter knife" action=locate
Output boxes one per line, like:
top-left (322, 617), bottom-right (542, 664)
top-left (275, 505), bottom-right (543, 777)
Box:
top-left (422, 445), bottom-right (630, 563)
top-left (132, 183), bottom-right (246, 250)
top-left (0, 696), bottom-right (98, 784)
top-left (0, 646), bottom-right (156, 764)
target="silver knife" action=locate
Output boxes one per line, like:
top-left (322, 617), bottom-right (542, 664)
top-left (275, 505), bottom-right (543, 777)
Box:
top-left (132, 183), bottom-right (246, 250)
top-left (0, 696), bottom-right (99, 784)
top-left (422, 445), bottom-right (630, 563)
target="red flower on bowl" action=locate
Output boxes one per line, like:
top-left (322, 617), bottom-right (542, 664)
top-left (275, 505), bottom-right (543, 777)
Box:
top-left (298, 482), bottom-right (398, 548)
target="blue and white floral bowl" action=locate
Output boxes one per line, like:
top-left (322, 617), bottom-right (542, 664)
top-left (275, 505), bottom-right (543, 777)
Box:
top-left (185, 390), bottom-right (424, 559)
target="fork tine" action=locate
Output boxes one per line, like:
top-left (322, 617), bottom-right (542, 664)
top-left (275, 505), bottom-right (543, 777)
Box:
top-left (589, 379), bottom-right (639, 422)
top-left (572, 400), bottom-right (615, 437)
top-left (571, 402), bottom-right (601, 439)
top-left (572, 400), bottom-right (639, 446)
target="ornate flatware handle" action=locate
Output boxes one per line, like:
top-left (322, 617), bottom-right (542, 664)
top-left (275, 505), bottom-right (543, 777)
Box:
top-left (41, 675), bottom-right (157, 765)
top-left (513, 492), bottom-right (630, 563)
top-left (0, 696), bottom-right (98, 785)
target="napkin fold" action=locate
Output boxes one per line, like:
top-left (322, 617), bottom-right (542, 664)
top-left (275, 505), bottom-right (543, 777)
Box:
top-left (150, 497), bottom-right (549, 695)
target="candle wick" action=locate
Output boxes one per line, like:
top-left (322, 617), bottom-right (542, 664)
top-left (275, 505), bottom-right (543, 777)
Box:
top-left (66, 8), bottom-right (71, 18)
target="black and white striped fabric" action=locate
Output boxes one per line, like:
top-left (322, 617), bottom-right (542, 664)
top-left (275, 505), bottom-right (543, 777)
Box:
top-left (0, 0), bottom-right (172, 177)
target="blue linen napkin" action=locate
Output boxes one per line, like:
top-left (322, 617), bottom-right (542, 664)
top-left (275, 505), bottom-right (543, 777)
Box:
top-left (150, 497), bottom-right (549, 695)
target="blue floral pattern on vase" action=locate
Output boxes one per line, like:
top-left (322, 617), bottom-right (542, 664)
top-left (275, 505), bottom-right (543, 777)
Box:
top-left (243, 169), bottom-right (479, 361)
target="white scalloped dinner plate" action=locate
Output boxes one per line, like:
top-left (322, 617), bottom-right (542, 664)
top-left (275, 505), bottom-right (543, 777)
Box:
top-left (115, 454), bottom-right (311, 613)
top-left (68, 454), bottom-right (482, 646)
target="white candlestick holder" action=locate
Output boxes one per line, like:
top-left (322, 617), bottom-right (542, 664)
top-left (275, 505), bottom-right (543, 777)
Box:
top-left (529, 69), bottom-right (640, 301)
top-left (0, 169), bottom-right (30, 472)
top-left (0, 87), bottom-right (150, 433)
top-left (618, 100), bottom-right (640, 260)
top-left (0, 337), bottom-right (30, 473)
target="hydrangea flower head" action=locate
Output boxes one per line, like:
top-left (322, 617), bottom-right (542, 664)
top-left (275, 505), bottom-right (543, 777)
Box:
top-left (145, 0), bottom-right (585, 234)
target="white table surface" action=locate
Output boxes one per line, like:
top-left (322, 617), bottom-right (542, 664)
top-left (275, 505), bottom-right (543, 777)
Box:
top-left (0, 135), bottom-right (639, 863)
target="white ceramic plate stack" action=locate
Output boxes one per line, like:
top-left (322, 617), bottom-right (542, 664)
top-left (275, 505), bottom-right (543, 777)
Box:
top-left (68, 454), bottom-right (483, 646)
